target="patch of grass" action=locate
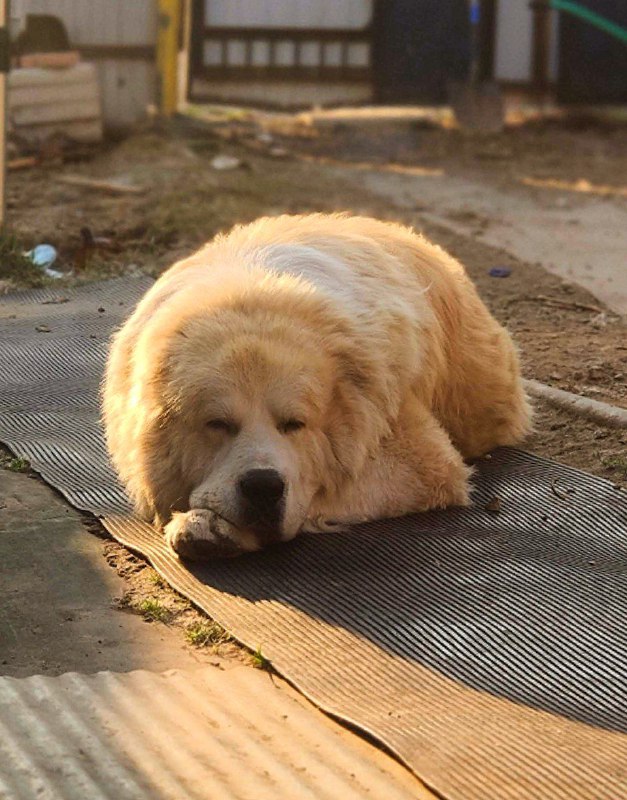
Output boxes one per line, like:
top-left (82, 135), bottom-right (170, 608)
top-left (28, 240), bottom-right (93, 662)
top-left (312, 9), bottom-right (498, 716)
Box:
top-left (141, 185), bottom-right (258, 250)
top-left (148, 571), bottom-right (166, 589)
top-left (137, 597), bottom-right (172, 623)
top-left (250, 644), bottom-right (271, 671)
top-left (601, 454), bottom-right (627, 476)
top-left (185, 620), bottom-right (230, 648)
top-left (1, 455), bottom-right (31, 473)
top-left (0, 233), bottom-right (48, 288)
top-left (9, 457), bottom-right (30, 473)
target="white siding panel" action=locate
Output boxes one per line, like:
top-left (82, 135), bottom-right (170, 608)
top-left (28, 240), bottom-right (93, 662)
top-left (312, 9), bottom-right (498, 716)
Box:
top-left (348, 42), bottom-right (369, 68)
top-left (204, 40), bottom-right (222, 66)
top-left (275, 41), bottom-right (295, 66)
top-left (251, 40), bottom-right (271, 66)
top-left (227, 40), bottom-right (248, 67)
top-left (495, 2), bottom-right (533, 82)
top-left (18, 0), bottom-right (157, 45)
top-left (324, 42), bottom-right (342, 68)
top-left (9, 62), bottom-right (102, 141)
top-left (495, 3), bottom-right (560, 84)
top-left (205, 0), bottom-right (372, 29)
top-left (299, 42), bottom-right (319, 67)
top-left (12, 96), bottom-right (100, 125)
top-left (96, 60), bottom-right (157, 129)
top-left (118, 0), bottom-right (158, 45)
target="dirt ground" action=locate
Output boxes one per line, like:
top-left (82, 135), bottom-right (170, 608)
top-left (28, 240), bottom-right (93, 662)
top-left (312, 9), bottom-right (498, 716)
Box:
top-left (1, 110), bottom-right (625, 646)
top-left (288, 110), bottom-right (627, 199)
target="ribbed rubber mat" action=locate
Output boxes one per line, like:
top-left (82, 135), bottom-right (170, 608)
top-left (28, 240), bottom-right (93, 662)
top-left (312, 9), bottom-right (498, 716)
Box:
top-left (1, 278), bottom-right (626, 800)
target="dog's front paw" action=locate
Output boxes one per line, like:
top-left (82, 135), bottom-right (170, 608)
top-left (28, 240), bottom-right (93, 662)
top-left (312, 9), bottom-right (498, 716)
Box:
top-left (165, 510), bottom-right (250, 560)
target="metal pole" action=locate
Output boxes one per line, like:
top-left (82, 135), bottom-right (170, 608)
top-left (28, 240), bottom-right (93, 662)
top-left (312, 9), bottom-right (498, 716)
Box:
top-left (0, 0), bottom-right (9, 230)
top-left (530, 0), bottom-right (552, 98)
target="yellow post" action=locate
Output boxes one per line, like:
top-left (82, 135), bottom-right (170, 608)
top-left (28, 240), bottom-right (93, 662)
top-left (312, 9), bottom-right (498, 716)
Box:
top-left (157, 0), bottom-right (181, 116)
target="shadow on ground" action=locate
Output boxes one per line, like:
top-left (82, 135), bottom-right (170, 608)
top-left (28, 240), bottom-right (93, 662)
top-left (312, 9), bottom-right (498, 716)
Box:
top-left (186, 450), bottom-right (627, 734)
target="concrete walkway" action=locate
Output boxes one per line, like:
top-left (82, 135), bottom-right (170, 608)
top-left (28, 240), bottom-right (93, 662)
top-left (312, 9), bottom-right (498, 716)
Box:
top-left (345, 164), bottom-right (627, 315)
top-left (0, 470), bottom-right (210, 678)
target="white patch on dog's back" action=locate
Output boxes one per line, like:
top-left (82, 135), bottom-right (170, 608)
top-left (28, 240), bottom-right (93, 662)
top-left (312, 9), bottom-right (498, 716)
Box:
top-left (260, 244), bottom-right (363, 313)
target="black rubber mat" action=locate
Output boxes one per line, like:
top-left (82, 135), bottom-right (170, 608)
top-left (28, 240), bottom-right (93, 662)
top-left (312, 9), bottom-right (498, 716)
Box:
top-left (1, 278), bottom-right (626, 800)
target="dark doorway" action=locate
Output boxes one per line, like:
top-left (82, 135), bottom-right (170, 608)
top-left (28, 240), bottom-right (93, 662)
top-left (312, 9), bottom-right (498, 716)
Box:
top-left (372, 0), bottom-right (471, 104)
top-left (557, 1), bottom-right (627, 103)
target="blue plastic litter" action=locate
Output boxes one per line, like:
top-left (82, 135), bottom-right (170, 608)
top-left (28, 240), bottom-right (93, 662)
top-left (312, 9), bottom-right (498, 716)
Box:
top-left (26, 244), bottom-right (63, 279)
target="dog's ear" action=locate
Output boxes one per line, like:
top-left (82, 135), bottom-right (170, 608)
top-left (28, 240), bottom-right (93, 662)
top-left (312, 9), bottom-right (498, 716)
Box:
top-left (335, 349), bottom-right (372, 394)
top-left (131, 402), bottom-right (195, 527)
top-left (322, 344), bottom-right (392, 487)
top-left (335, 335), bottom-right (399, 424)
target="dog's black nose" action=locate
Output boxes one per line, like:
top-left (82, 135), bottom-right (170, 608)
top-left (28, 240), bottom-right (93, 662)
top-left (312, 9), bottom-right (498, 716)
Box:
top-left (238, 469), bottom-right (285, 509)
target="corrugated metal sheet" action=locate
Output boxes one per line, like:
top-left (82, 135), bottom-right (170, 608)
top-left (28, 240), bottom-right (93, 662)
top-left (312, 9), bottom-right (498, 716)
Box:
top-left (0, 666), bottom-right (428, 800)
top-left (12, 0), bottom-right (157, 128)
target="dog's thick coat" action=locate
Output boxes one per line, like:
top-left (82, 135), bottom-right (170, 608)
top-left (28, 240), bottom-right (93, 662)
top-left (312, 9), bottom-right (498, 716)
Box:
top-left (103, 215), bottom-right (530, 558)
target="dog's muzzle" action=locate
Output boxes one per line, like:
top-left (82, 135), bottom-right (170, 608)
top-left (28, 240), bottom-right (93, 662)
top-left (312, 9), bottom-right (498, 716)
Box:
top-left (237, 468), bottom-right (286, 545)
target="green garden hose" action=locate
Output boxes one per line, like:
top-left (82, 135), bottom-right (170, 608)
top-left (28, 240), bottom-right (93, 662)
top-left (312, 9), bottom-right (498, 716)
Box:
top-left (550, 0), bottom-right (627, 45)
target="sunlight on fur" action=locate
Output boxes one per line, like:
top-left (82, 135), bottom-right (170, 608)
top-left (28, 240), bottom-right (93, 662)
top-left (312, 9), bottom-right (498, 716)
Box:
top-left (102, 214), bottom-right (531, 560)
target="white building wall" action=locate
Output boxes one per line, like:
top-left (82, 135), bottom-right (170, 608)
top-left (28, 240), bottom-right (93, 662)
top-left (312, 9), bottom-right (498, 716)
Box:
top-left (11, 0), bottom-right (157, 129)
top-left (495, 1), bottom-right (560, 84)
top-left (205, 0), bottom-right (372, 29)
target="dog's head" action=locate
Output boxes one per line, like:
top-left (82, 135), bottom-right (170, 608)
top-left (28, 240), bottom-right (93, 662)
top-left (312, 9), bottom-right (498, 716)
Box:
top-left (130, 293), bottom-right (390, 553)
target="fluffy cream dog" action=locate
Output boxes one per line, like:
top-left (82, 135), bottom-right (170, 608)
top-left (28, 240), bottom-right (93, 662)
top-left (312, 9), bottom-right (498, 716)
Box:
top-left (103, 214), bottom-right (530, 559)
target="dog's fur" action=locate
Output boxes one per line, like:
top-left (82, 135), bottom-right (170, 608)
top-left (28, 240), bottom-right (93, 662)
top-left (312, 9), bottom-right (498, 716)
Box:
top-left (103, 214), bottom-right (530, 558)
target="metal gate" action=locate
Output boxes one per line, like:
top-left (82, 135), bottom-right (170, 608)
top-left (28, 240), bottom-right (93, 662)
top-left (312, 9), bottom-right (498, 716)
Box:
top-left (187, 0), bottom-right (474, 108)
top-left (188, 0), bottom-right (374, 107)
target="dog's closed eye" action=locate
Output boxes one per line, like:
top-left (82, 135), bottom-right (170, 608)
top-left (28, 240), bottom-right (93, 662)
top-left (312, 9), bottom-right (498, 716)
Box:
top-left (207, 419), bottom-right (238, 435)
top-left (278, 419), bottom-right (305, 434)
